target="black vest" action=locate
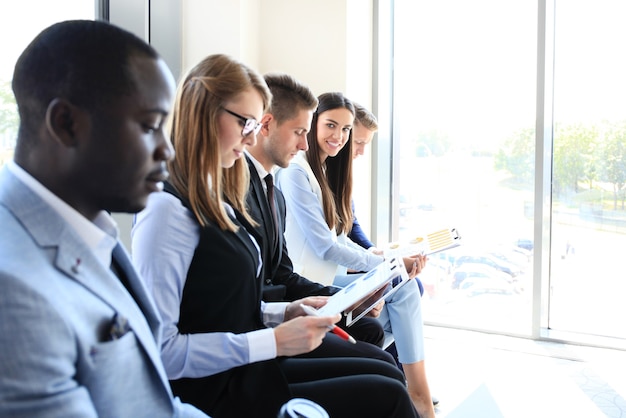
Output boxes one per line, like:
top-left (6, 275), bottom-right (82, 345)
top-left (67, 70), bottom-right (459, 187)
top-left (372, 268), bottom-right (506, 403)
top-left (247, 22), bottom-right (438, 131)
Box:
top-left (164, 183), bottom-right (290, 417)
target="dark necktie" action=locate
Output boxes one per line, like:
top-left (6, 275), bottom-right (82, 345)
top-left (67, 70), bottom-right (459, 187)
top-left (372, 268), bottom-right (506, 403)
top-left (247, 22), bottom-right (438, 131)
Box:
top-left (108, 246), bottom-right (138, 339)
top-left (264, 174), bottom-right (280, 251)
top-left (110, 245), bottom-right (141, 311)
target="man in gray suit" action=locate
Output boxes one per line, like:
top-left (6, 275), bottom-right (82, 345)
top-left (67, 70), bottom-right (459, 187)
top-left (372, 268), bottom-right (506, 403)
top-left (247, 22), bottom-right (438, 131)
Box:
top-left (0, 20), bottom-right (208, 418)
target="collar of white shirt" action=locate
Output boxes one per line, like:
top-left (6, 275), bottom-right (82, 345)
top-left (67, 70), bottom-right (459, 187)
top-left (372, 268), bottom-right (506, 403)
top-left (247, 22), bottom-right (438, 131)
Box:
top-left (245, 150), bottom-right (272, 195)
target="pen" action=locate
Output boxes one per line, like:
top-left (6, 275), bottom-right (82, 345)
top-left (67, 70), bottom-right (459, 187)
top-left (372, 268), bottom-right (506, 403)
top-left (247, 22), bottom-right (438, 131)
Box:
top-left (300, 304), bottom-right (356, 344)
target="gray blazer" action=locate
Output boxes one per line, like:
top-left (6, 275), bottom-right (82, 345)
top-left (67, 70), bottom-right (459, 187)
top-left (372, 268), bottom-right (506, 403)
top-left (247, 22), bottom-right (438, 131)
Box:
top-left (0, 167), bottom-right (207, 418)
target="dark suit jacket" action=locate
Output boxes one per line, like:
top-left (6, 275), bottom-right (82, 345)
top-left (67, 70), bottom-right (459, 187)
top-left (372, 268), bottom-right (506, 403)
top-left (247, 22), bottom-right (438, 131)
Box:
top-left (243, 156), bottom-right (392, 355)
top-left (245, 155), bottom-right (337, 301)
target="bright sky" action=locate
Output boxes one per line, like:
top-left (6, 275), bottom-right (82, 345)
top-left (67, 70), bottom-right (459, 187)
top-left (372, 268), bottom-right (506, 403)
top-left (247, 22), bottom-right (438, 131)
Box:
top-left (393, 0), bottom-right (626, 145)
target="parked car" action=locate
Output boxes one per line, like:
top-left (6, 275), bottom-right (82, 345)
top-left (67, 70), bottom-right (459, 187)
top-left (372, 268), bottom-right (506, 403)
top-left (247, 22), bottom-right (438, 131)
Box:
top-left (510, 245), bottom-right (533, 260)
top-left (460, 276), bottom-right (518, 297)
top-left (451, 263), bottom-right (514, 289)
top-left (515, 238), bottom-right (534, 251)
top-left (454, 253), bottom-right (522, 277)
top-left (432, 246), bottom-right (463, 267)
top-left (488, 246), bottom-right (531, 269)
top-left (428, 256), bottom-right (453, 275)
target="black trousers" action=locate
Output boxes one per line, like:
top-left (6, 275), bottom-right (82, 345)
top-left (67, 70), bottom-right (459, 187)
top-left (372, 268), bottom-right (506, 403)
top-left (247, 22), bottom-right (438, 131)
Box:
top-left (174, 355), bottom-right (416, 418)
top-left (280, 357), bottom-right (418, 418)
top-left (295, 316), bottom-right (397, 366)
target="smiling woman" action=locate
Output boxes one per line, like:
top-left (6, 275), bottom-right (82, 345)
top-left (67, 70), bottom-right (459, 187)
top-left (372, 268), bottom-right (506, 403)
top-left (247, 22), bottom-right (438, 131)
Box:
top-left (276, 92), bottom-right (436, 418)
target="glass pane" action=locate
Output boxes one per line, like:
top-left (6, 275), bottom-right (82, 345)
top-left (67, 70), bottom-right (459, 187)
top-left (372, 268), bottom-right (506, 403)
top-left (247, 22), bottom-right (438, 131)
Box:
top-left (0, 1), bottom-right (95, 168)
top-left (393, 0), bottom-right (537, 334)
top-left (550, 0), bottom-right (626, 339)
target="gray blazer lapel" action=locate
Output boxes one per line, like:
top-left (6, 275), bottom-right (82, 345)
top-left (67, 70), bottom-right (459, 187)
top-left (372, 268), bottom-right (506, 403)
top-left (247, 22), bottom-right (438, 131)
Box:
top-left (0, 168), bottom-right (168, 386)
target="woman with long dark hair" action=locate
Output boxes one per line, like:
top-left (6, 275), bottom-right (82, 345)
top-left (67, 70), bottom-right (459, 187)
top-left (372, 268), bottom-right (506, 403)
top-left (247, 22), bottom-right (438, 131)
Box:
top-left (276, 92), bottom-right (436, 418)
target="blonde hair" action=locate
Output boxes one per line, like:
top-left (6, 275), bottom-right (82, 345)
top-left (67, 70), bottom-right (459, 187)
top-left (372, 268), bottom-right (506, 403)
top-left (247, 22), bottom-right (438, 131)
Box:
top-left (353, 102), bottom-right (378, 132)
top-left (168, 54), bottom-right (271, 231)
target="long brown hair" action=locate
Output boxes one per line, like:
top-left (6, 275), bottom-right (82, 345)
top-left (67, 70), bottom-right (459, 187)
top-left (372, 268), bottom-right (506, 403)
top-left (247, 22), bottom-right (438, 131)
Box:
top-left (306, 92), bottom-right (355, 234)
top-left (168, 54), bottom-right (271, 231)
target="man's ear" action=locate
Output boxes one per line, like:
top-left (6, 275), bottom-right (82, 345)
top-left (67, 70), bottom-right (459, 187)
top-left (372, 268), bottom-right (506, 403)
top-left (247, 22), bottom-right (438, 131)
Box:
top-left (44, 98), bottom-right (84, 147)
top-left (259, 113), bottom-right (273, 136)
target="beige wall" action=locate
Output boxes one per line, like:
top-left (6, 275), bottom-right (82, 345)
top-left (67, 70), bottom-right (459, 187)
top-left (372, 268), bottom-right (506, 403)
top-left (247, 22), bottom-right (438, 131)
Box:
top-left (181, 0), bottom-right (355, 93)
top-left (181, 0), bottom-right (375, 238)
top-left (109, 0), bottom-right (377, 248)
top-left (257, 0), bottom-right (349, 95)
top-left (181, 0), bottom-right (245, 75)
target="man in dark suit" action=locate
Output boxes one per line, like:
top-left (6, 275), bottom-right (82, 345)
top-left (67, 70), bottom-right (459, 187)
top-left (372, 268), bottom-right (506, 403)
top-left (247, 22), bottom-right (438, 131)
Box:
top-left (243, 73), bottom-right (392, 362)
top-left (0, 20), bottom-right (207, 417)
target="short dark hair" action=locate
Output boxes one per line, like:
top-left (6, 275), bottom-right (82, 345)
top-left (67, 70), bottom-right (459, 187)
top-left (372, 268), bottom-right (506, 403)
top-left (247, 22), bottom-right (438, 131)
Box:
top-left (263, 73), bottom-right (318, 124)
top-left (12, 20), bottom-right (159, 138)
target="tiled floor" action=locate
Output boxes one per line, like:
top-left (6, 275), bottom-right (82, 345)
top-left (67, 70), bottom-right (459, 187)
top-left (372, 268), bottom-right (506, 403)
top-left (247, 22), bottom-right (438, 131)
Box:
top-left (423, 326), bottom-right (626, 418)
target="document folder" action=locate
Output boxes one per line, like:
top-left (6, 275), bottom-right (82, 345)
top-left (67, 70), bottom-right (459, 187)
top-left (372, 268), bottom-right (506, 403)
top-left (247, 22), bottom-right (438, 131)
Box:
top-left (384, 227), bottom-right (461, 258)
top-left (316, 228), bottom-right (461, 327)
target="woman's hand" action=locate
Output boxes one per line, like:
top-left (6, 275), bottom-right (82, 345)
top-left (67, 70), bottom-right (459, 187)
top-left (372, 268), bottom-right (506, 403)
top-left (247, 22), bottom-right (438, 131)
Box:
top-left (284, 296), bottom-right (329, 321)
top-left (366, 300), bottom-right (385, 318)
top-left (404, 254), bottom-right (427, 279)
top-left (274, 314), bottom-right (341, 356)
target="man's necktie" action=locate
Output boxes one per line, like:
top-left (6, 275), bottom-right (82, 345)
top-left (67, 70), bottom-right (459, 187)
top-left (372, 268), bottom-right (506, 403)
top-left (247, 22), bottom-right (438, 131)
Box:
top-left (108, 245), bottom-right (136, 339)
top-left (264, 174), bottom-right (280, 251)
top-left (110, 245), bottom-right (141, 312)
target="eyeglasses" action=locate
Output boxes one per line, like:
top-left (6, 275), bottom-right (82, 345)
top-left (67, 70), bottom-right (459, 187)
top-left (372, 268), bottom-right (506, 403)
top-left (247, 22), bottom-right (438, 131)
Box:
top-left (222, 107), bottom-right (263, 137)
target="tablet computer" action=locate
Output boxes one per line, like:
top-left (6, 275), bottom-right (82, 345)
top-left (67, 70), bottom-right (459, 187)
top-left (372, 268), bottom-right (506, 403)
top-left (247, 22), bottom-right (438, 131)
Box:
top-left (316, 257), bottom-right (411, 327)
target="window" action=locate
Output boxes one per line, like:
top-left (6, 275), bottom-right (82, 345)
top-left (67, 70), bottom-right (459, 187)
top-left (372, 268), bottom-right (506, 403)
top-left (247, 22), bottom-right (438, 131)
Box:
top-left (390, 0), bottom-right (626, 346)
top-left (392, 0), bottom-right (537, 335)
top-left (549, 0), bottom-right (626, 340)
top-left (0, 1), bottom-right (96, 168)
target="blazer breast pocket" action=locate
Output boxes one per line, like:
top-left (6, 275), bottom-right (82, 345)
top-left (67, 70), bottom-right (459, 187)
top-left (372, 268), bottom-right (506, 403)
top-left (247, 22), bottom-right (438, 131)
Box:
top-left (84, 331), bottom-right (167, 418)
top-left (89, 312), bottom-right (138, 371)
top-left (89, 329), bottom-right (138, 365)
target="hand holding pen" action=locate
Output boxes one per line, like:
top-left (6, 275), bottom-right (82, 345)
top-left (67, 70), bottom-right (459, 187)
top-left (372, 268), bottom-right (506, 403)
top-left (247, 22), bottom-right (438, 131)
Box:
top-left (300, 304), bottom-right (356, 344)
top-left (273, 307), bottom-right (342, 357)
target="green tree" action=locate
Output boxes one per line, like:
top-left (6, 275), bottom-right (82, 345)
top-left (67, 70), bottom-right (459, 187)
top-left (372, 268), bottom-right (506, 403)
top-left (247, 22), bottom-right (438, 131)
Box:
top-left (415, 129), bottom-right (451, 157)
top-left (0, 79), bottom-right (18, 137)
top-left (598, 122), bottom-right (626, 209)
top-left (552, 123), bottom-right (598, 196)
top-left (494, 127), bottom-right (534, 186)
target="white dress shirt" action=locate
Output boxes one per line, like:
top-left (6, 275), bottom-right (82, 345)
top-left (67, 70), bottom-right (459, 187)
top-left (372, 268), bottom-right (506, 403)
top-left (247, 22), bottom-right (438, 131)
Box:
top-left (131, 190), bottom-right (288, 380)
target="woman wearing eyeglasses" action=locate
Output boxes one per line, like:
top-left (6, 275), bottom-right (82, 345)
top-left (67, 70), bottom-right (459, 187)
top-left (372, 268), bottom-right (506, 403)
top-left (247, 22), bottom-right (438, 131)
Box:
top-left (131, 55), bottom-right (419, 418)
top-left (275, 92), bottom-right (436, 418)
